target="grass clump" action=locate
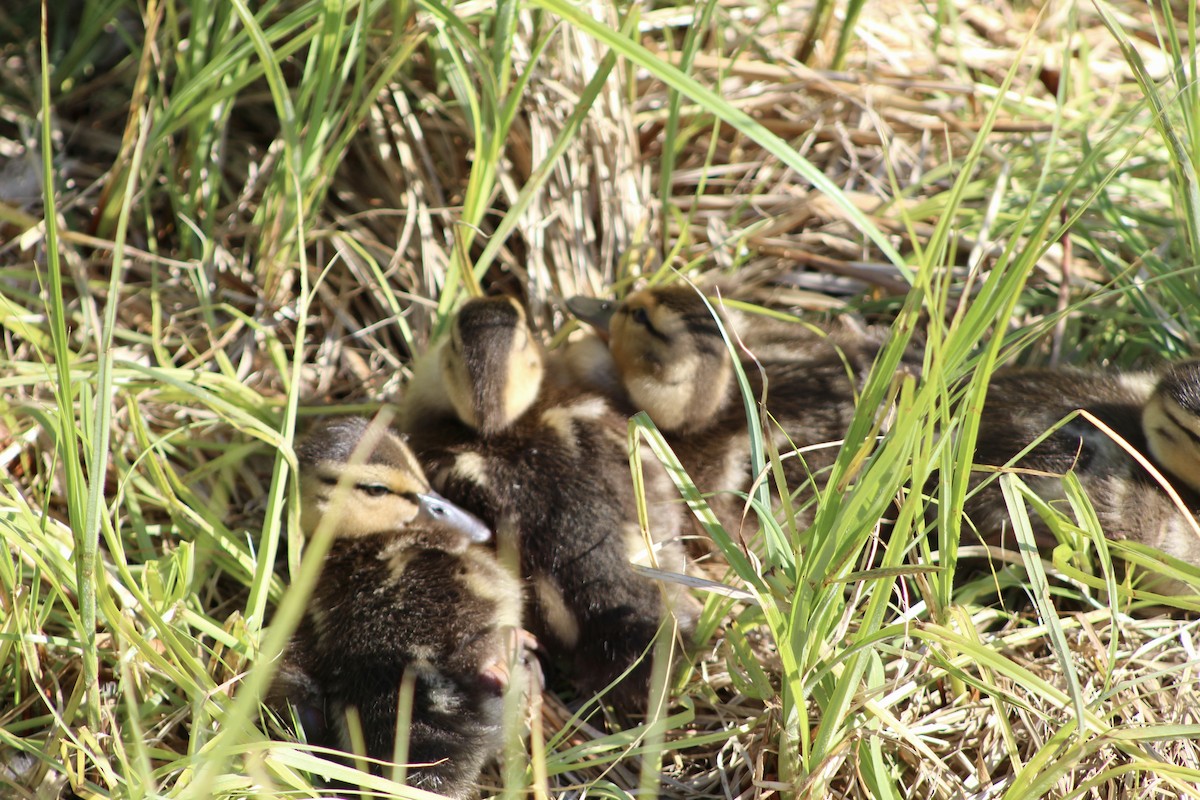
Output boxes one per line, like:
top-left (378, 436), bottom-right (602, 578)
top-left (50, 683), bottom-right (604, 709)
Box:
top-left (2, 0), bottom-right (1200, 797)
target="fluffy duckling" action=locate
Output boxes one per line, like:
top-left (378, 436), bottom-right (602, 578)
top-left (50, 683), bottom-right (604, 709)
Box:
top-left (966, 360), bottom-right (1200, 573)
top-left (567, 285), bottom-right (904, 539)
top-left (402, 296), bottom-right (695, 709)
top-left (1143, 361), bottom-right (1200, 494)
top-left (272, 416), bottom-right (530, 799)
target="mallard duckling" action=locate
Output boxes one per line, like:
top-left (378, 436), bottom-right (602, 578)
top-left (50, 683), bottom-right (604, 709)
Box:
top-left (272, 416), bottom-right (530, 799)
top-left (567, 285), bottom-right (903, 539)
top-left (1143, 360), bottom-right (1200, 494)
top-left (966, 361), bottom-right (1200, 573)
top-left (402, 296), bottom-right (695, 709)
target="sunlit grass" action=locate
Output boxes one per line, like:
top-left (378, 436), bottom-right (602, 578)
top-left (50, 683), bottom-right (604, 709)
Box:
top-left (2, 0), bottom-right (1200, 797)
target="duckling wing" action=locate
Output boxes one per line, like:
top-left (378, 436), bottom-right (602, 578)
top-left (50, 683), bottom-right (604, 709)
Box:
top-left (297, 539), bottom-right (518, 790)
top-left (973, 370), bottom-right (1150, 478)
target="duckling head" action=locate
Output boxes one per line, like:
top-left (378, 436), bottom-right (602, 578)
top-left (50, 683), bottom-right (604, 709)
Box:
top-left (1143, 360), bottom-right (1200, 494)
top-left (297, 417), bottom-right (491, 549)
top-left (569, 286), bottom-right (732, 433)
top-left (440, 296), bottom-right (545, 436)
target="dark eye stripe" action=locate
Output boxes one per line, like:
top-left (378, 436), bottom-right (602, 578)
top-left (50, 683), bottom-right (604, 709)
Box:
top-left (644, 324), bottom-right (671, 344)
top-left (1153, 426), bottom-right (1178, 446)
top-left (1166, 406), bottom-right (1200, 445)
top-left (624, 305), bottom-right (671, 343)
top-left (682, 311), bottom-right (721, 336)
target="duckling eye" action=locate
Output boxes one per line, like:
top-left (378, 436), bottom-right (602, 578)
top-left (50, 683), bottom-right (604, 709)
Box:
top-left (357, 483), bottom-right (392, 498)
top-left (631, 307), bottom-right (651, 327)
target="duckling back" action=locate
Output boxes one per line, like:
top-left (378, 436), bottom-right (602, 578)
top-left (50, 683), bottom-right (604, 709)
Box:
top-left (303, 528), bottom-right (523, 797)
top-left (965, 364), bottom-right (1200, 581)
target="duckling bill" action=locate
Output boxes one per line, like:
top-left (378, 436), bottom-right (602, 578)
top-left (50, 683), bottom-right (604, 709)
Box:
top-left (271, 416), bottom-right (530, 799)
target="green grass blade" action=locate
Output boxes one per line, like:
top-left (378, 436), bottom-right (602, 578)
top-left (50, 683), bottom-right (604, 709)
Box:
top-left (38, 0), bottom-right (95, 729)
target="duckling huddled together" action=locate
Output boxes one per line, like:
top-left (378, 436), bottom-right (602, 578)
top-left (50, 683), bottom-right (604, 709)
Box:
top-left (966, 360), bottom-right (1200, 571)
top-left (270, 282), bottom-right (1200, 796)
top-left (568, 284), bottom-right (916, 541)
top-left (400, 296), bottom-right (697, 709)
top-left (270, 417), bottom-right (531, 798)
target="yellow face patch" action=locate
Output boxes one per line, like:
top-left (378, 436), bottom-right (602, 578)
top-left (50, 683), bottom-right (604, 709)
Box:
top-left (1145, 391), bottom-right (1200, 494)
top-left (440, 296), bottom-right (546, 434)
top-left (300, 462), bottom-right (426, 539)
top-left (608, 288), bottom-right (733, 433)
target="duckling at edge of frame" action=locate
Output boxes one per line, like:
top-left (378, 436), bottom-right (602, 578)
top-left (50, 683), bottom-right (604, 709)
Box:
top-left (965, 360), bottom-right (1200, 585)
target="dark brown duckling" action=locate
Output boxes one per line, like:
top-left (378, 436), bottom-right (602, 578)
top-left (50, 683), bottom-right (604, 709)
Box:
top-left (401, 296), bottom-right (695, 709)
top-left (271, 416), bottom-right (530, 799)
top-left (966, 360), bottom-right (1200, 577)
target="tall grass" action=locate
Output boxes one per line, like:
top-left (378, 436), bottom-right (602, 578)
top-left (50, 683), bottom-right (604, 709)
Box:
top-left (2, 0), bottom-right (1199, 797)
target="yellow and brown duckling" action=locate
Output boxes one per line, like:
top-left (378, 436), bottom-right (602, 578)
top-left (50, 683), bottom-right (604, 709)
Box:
top-left (401, 296), bottom-right (695, 709)
top-left (1143, 361), bottom-right (1200, 494)
top-left (567, 284), bottom-right (907, 541)
top-left (272, 416), bottom-right (531, 799)
top-left (966, 360), bottom-right (1200, 574)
